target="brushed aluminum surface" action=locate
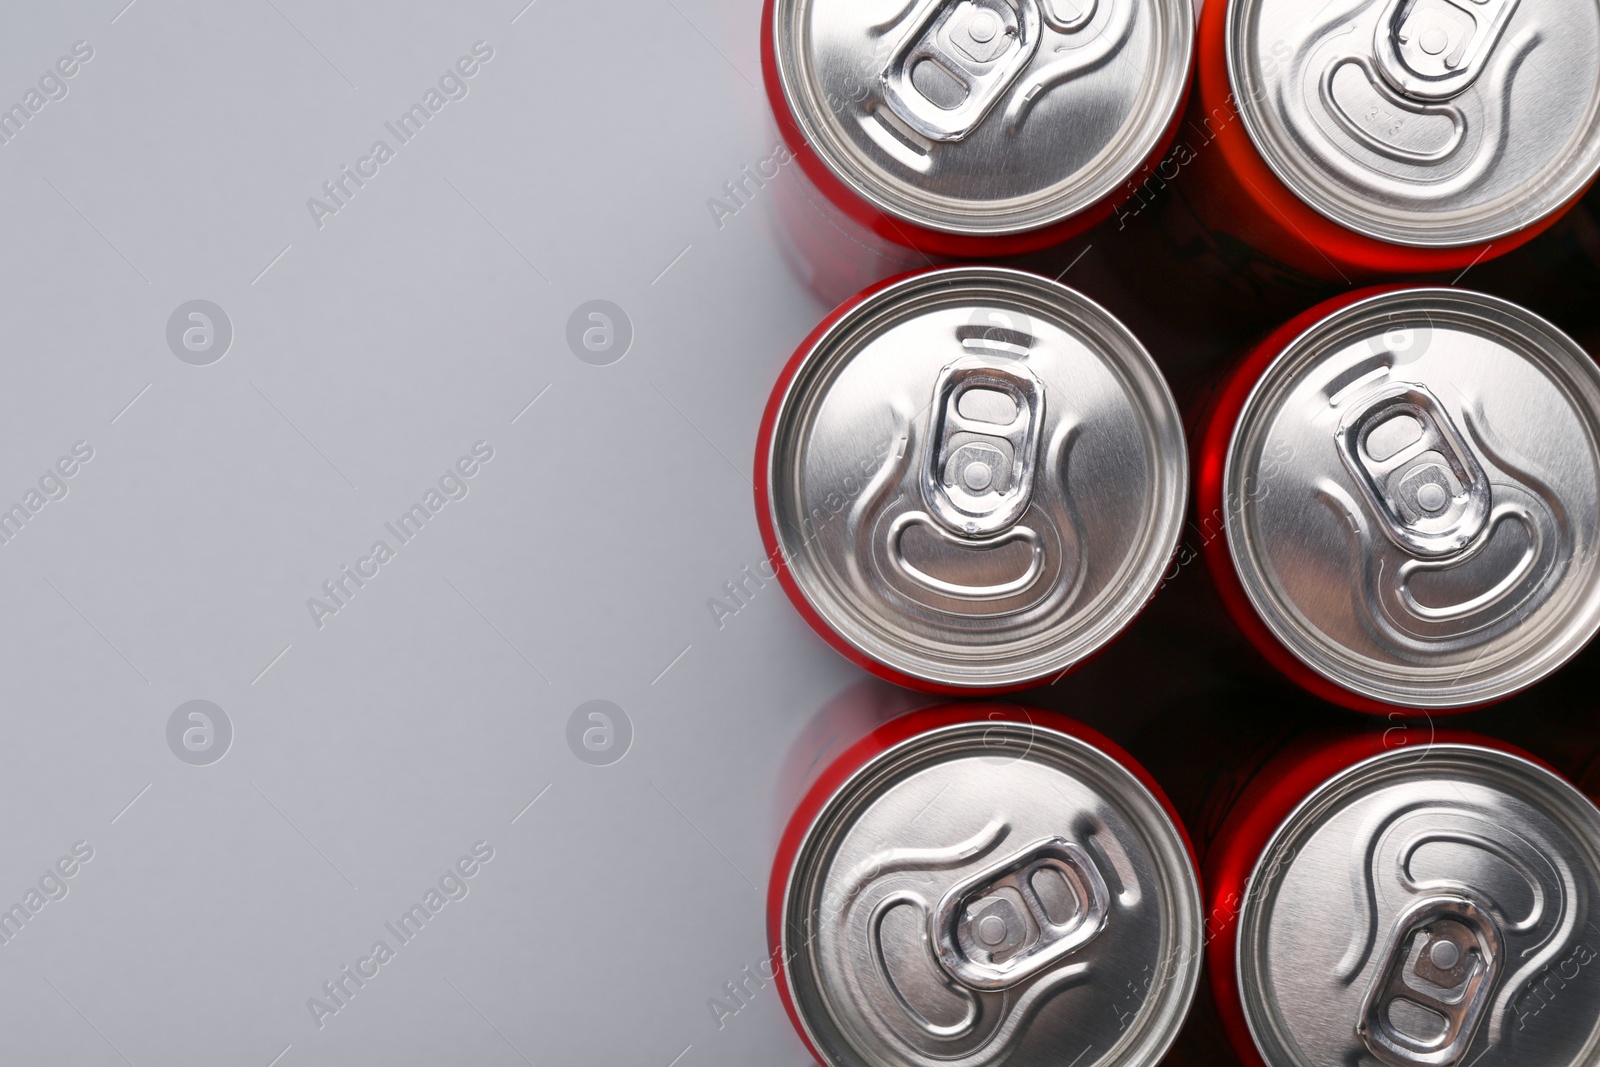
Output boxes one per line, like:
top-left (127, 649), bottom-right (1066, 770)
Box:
top-left (771, 0), bottom-right (1194, 235)
top-left (766, 267), bottom-right (1188, 689)
top-left (782, 719), bottom-right (1203, 1067)
top-left (1227, 0), bottom-right (1600, 246)
top-left (1223, 288), bottom-right (1600, 707)
top-left (1237, 745), bottom-right (1600, 1067)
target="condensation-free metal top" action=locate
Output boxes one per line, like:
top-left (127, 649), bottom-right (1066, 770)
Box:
top-left (1227, 0), bottom-right (1600, 247)
top-left (765, 267), bottom-right (1187, 689)
top-left (781, 718), bottom-right (1203, 1067)
top-left (770, 0), bottom-right (1194, 236)
top-left (1237, 744), bottom-right (1600, 1067)
top-left (1223, 288), bottom-right (1600, 707)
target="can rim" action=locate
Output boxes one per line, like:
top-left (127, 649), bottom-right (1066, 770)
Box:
top-left (1224, 0), bottom-right (1600, 248)
top-left (768, 0), bottom-right (1195, 238)
top-left (761, 265), bottom-right (1189, 690)
top-left (777, 708), bottom-right (1204, 1067)
top-left (1221, 286), bottom-right (1600, 708)
top-left (1232, 742), bottom-right (1600, 1067)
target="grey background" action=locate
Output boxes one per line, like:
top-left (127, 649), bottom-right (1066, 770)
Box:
top-left (0, 1), bottom-right (856, 1063)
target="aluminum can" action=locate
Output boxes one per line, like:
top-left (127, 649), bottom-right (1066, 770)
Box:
top-left (761, 0), bottom-right (1195, 259)
top-left (1179, 0), bottom-right (1600, 283)
top-left (768, 703), bottom-right (1204, 1067)
top-left (1195, 286), bottom-right (1600, 712)
top-left (1204, 730), bottom-right (1600, 1067)
top-left (756, 266), bottom-right (1188, 692)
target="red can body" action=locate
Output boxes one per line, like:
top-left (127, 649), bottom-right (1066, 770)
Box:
top-left (766, 143), bottom-right (934, 309)
top-left (1194, 284), bottom-right (1600, 715)
top-left (1181, 0), bottom-right (1591, 284)
top-left (1202, 729), bottom-right (1562, 1067)
top-left (758, 267), bottom-right (1190, 695)
top-left (767, 703), bottom-right (1198, 1066)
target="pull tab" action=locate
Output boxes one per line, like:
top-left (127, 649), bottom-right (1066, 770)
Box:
top-left (1373, 0), bottom-right (1522, 101)
top-left (1336, 383), bottom-right (1491, 558)
top-left (881, 0), bottom-right (1042, 142)
top-left (1359, 896), bottom-right (1502, 1067)
top-left (921, 356), bottom-right (1045, 537)
top-left (931, 838), bottom-right (1109, 991)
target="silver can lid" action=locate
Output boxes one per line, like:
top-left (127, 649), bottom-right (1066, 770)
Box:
top-left (1228, 0), bottom-right (1600, 247)
top-left (765, 267), bottom-right (1187, 689)
top-left (1238, 743), bottom-right (1600, 1067)
top-left (782, 717), bottom-right (1203, 1067)
top-left (1223, 288), bottom-right (1600, 707)
top-left (770, 0), bottom-right (1194, 237)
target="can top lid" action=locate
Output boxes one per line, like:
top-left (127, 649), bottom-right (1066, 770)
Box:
top-left (1228, 0), bottom-right (1600, 247)
top-left (1223, 288), bottom-right (1600, 708)
top-left (765, 267), bottom-right (1187, 689)
top-left (782, 717), bottom-right (1202, 1067)
top-left (770, 0), bottom-right (1193, 236)
top-left (1238, 743), bottom-right (1600, 1067)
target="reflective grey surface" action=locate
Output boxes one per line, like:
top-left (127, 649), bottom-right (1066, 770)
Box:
top-left (766, 268), bottom-right (1188, 689)
top-left (1224, 289), bottom-right (1600, 707)
top-left (771, 0), bottom-right (1194, 234)
top-left (1228, 0), bottom-right (1600, 245)
top-left (1238, 745), bottom-right (1600, 1067)
top-left (783, 720), bottom-right (1202, 1067)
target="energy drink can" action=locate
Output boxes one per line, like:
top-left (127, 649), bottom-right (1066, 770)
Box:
top-left (756, 266), bottom-right (1188, 692)
top-left (768, 703), bottom-right (1204, 1067)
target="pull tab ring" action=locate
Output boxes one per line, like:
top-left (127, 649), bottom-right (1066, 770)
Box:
top-left (881, 0), bottom-right (1043, 141)
top-left (931, 837), bottom-right (1110, 991)
top-left (1359, 895), bottom-right (1503, 1066)
top-left (1336, 381), bottom-right (1492, 558)
top-left (921, 355), bottom-right (1046, 537)
top-left (1373, 0), bottom-right (1523, 102)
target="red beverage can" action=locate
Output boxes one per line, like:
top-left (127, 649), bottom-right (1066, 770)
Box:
top-left (768, 703), bottom-right (1203, 1067)
top-left (756, 266), bottom-right (1188, 693)
top-left (1178, 0), bottom-right (1600, 283)
top-left (1194, 285), bottom-right (1600, 713)
top-left (1204, 729), bottom-right (1600, 1067)
top-left (760, 0), bottom-right (1195, 263)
